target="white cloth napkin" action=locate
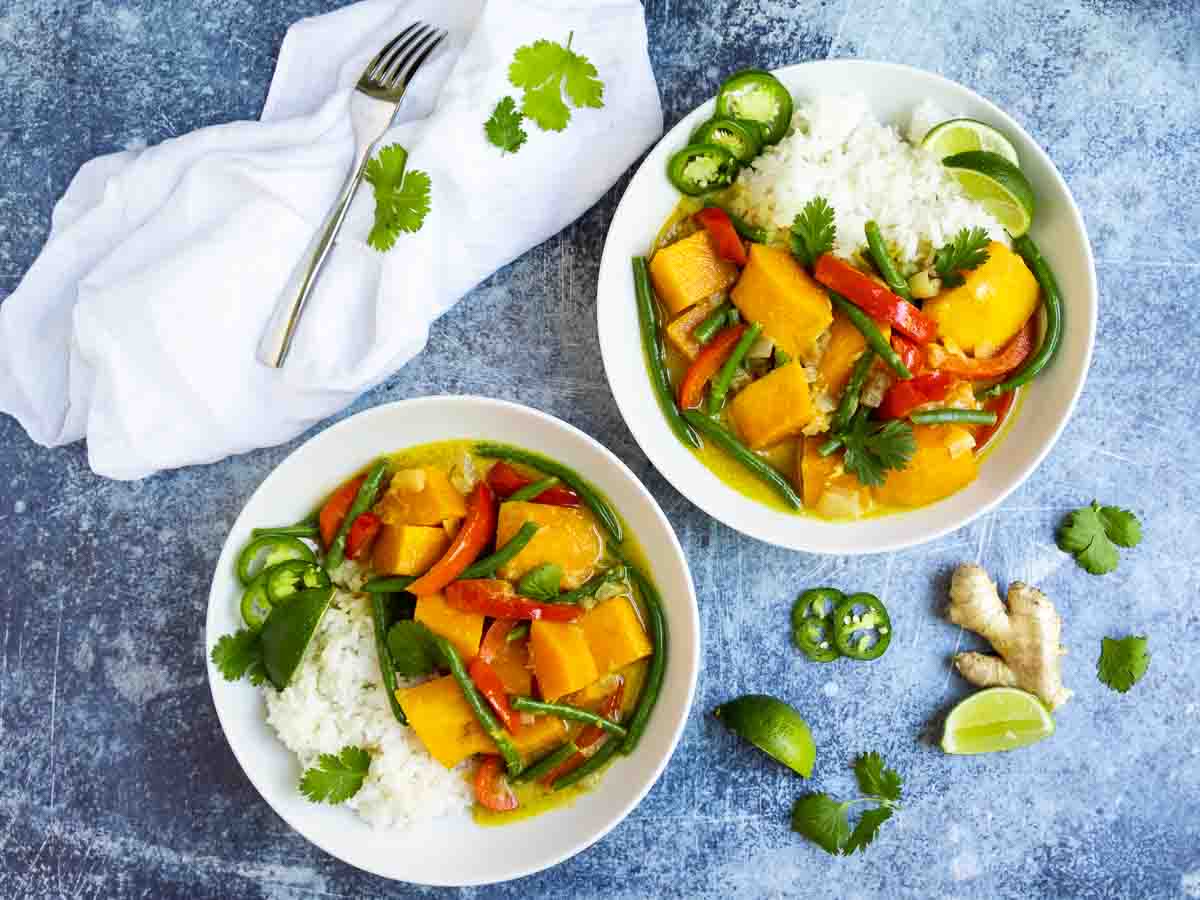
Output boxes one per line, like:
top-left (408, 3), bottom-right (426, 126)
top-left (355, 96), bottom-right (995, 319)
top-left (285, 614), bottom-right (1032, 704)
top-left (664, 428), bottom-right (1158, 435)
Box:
top-left (0, 0), bottom-right (662, 479)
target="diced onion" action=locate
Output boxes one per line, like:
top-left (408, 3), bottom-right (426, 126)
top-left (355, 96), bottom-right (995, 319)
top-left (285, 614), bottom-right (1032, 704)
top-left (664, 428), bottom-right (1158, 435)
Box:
top-left (392, 468), bottom-right (426, 493)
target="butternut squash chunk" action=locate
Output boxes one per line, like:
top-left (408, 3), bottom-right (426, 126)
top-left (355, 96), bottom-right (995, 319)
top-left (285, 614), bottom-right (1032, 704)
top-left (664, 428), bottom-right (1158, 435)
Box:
top-left (530, 620), bottom-right (599, 701)
top-left (495, 501), bottom-right (603, 590)
top-left (873, 425), bottom-right (978, 508)
top-left (665, 295), bottom-right (725, 361)
top-left (729, 363), bottom-right (815, 449)
top-left (511, 715), bottom-right (568, 761)
top-left (817, 308), bottom-right (890, 396)
top-left (372, 524), bottom-right (450, 576)
top-left (414, 592), bottom-right (484, 661)
top-left (798, 436), bottom-right (872, 518)
top-left (731, 244), bottom-right (833, 360)
top-left (649, 231), bottom-right (739, 317)
top-left (491, 636), bottom-right (533, 697)
top-left (923, 242), bottom-right (1039, 356)
top-left (375, 466), bottom-right (467, 527)
top-left (579, 596), bottom-right (653, 676)
top-left (398, 675), bottom-right (493, 768)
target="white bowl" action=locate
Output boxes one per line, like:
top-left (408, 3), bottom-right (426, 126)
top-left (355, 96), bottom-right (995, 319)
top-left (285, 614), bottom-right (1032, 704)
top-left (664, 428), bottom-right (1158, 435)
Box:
top-left (205, 396), bottom-right (699, 885)
top-left (597, 60), bottom-right (1097, 554)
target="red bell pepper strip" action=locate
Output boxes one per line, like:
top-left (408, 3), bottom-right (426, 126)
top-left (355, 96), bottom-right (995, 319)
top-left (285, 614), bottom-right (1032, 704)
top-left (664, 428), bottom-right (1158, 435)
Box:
top-left (878, 371), bottom-right (955, 420)
top-left (468, 656), bottom-right (522, 735)
top-left (318, 475), bottom-right (364, 548)
top-left (406, 483), bottom-right (496, 596)
top-left (693, 207), bottom-right (748, 266)
top-left (814, 254), bottom-right (938, 344)
top-left (542, 679), bottom-right (625, 786)
top-left (344, 511), bottom-right (382, 561)
top-left (473, 755), bottom-right (518, 812)
top-left (479, 618), bottom-right (517, 664)
top-left (975, 390), bottom-right (1016, 447)
top-left (891, 333), bottom-right (925, 376)
top-left (485, 462), bottom-right (581, 508)
top-left (445, 579), bottom-right (582, 622)
top-left (930, 315), bottom-right (1037, 380)
top-left (677, 323), bottom-right (747, 409)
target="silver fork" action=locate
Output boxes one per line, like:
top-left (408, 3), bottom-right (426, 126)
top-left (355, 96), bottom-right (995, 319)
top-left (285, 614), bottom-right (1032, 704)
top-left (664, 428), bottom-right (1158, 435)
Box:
top-left (258, 23), bottom-right (448, 368)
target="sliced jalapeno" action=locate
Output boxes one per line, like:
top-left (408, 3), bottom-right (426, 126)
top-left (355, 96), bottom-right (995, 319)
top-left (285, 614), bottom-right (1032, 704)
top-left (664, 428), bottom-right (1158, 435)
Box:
top-left (266, 560), bottom-right (331, 606)
top-left (240, 571), bottom-right (273, 631)
top-left (690, 117), bottom-right (762, 163)
top-left (791, 587), bottom-right (844, 663)
top-left (714, 70), bottom-right (793, 145)
top-left (236, 535), bottom-right (315, 586)
top-left (667, 143), bottom-right (738, 196)
top-left (832, 593), bottom-right (892, 661)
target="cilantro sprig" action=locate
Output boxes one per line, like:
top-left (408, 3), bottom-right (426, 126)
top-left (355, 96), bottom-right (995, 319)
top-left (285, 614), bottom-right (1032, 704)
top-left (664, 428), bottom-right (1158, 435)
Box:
top-left (1057, 501), bottom-right (1142, 575)
top-left (789, 196), bottom-right (836, 268)
top-left (933, 227), bottom-right (991, 287)
top-left (364, 144), bottom-right (431, 252)
top-left (484, 96), bottom-right (528, 154)
top-left (1097, 635), bottom-right (1150, 693)
top-left (211, 628), bottom-right (267, 686)
top-left (299, 746), bottom-right (372, 804)
top-left (792, 752), bottom-right (903, 856)
top-left (836, 411), bottom-right (916, 488)
top-left (509, 32), bottom-right (604, 132)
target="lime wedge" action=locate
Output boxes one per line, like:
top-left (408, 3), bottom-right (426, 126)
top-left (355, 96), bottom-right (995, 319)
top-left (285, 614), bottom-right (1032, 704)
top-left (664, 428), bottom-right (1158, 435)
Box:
top-left (923, 118), bottom-right (1019, 165)
top-left (941, 687), bottom-right (1055, 755)
top-left (942, 150), bottom-right (1036, 237)
top-left (261, 586), bottom-right (334, 689)
top-left (713, 694), bottom-right (815, 776)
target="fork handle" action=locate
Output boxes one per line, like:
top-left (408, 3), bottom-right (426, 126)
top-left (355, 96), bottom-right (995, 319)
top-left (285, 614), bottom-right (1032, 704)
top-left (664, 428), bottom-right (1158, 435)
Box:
top-left (257, 153), bottom-right (373, 369)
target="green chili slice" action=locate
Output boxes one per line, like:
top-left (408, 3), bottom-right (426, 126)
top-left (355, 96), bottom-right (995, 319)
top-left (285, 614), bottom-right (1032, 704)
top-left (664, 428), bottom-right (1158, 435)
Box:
top-left (832, 593), bottom-right (892, 661)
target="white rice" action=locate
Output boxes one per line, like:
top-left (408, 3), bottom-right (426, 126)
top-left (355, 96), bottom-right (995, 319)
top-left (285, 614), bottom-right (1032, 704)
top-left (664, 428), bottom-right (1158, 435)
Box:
top-left (264, 591), bottom-right (471, 830)
top-left (730, 93), bottom-right (1006, 271)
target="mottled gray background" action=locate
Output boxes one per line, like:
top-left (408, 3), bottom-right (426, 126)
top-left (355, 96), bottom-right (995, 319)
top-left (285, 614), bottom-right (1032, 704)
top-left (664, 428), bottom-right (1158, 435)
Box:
top-left (2, 0), bottom-right (1198, 898)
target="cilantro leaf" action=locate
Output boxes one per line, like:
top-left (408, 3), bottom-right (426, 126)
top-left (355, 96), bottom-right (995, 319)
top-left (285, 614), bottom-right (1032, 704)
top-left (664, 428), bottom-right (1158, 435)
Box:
top-left (933, 227), bottom-right (991, 288)
top-left (843, 805), bottom-right (894, 855)
top-left (789, 196), bottom-right (836, 268)
top-left (299, 746), bottom-right (371, 804)
top-left (1057, 501), bottom-right (1141, 575)
top-left (386, 620), bottom-right (440, 678)
top-left (853, 751), bottom-right (903, 803)
top-left (363, 143), bottom-right (431, 252)
top-left (1097, 635), bottom-right (1150, 693)
top-left (211, 629), bottom-right (267, 685)
top-left (518, 563), bottom-right (563, 601)
top-left (840, 414), bottom-right (916, 488)
top-left (791, 793), bottom-right (851, 855)
top-left (485, 96), bottom-right (527, 154)
top-left (509, 33), bottom-right (604, 133)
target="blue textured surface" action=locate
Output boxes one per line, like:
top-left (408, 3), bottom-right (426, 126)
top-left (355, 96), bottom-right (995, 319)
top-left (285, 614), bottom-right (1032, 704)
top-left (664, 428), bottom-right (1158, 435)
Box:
top-left (2, 1), bottom-right (1199, 897)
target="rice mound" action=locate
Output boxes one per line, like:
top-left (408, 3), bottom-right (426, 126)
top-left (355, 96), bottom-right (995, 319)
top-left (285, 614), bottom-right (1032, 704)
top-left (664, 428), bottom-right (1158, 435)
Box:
top-left (264, 591), bottom-right (471, 830)
top-left (730, 93), bottom-right (1006, 270)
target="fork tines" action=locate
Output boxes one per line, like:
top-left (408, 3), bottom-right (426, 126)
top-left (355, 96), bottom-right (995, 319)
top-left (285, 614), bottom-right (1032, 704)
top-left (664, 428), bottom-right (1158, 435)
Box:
top-left (361, 22), bottom-right (447, 92)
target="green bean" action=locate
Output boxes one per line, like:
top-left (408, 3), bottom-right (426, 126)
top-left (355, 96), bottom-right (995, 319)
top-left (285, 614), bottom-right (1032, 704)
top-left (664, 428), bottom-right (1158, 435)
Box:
top-left (681, 411), bottom-right (803, 510)
top-left (979, 234), bottom-right (1064, 398)
top-left (474, 443), bottom-right (624, 543)
top-left (818, 436), bottom-right (843, 457)
top-left (369, 593), bottom-right (407, 726)
top-left (553, 737), bottom-right (622, 790)
top-left (910, 408), bottom-right (998, 426)
top-left (432, 635), bottom-right (524, 777)
top-left (325, 459), bottom-right (390, 570)
top-left (362, 575), bottom-right (418, 594)
top-left (511, 698), bottom-right (629, 737)
top-left (828, 292), bottom-right (912, 380)
top-left (632, 257), bottom-right (701, 451)
top-left (457, 521), bottom-right (540, 581)
top-left (506, 623), bottom-right (530, 643)
top-left (774, 348), bottom-right (792, 367)
top-left (829, 349), bottom-right (876, 434)
top-left (727, 307), bottom-right (741, 325)
top-left (864, 221), bottom-right (912, 302)
top-left (617, 560), bottom-right (668, 755)
top-left (555, 565), bottom-right (627, 606)
top-left (507, 477), bottom-right (559, 503)
top-left (707, 322), bottom-right (762, 414)
top-left (251, 524), bottom-right (321, 540)
top-left (512, 741), bottom-right (578, 784)
top-left (703, 201), bottom-right (770, 243)
top-left (693, 301), bottom-right (732, 345)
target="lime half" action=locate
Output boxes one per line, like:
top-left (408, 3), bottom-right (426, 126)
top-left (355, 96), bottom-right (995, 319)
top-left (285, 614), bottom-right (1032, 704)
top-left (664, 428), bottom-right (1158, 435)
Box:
top-left (261, 585), bottom-right (334, 690)
top-left (713, 694), bottom-right (816, 776)
top-left (942, 687), bottom-right (1055, 755)
top-left (943, 150), bottom-right (1036, 237)
top-left (923, 118), bottom-right (1019, 165)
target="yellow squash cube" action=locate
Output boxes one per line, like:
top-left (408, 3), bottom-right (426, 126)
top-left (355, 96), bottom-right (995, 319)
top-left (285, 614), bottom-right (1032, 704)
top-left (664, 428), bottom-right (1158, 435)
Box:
top-left (491, 636), bottom-right (533, 697)
top-left (798, 435), bottom-right (872, 519)
top-left (817, 308), bottom-right (889, 397)
top-left (398, 675), bottom-right (493, 768)
top-left (665, 295), bottom-right (725, 361)
top-left (495, 501), bottom-right (603, 590)
top-left (729, 363), bottom-right (815, 449)
top-left (530, 620), bottom-right (599, 701)
top-left (375, 466), bottom-right (467, 527)
top-left (579, 597), bottom-right (653, 676)
top-left (923, 242), bottom-right (1039, 356)
top-left (511, 715), bottom-right (568, 762)
top-left (649, 231), bottom-right (739, 317)
top-left (873, 425), bottom-right (979, 508)
top-left (414, 592), bottom-right (483, 661)
top-left (372, 524), bottom-right (449, 576)
top-left (731, 244), bottom-right (833, 360)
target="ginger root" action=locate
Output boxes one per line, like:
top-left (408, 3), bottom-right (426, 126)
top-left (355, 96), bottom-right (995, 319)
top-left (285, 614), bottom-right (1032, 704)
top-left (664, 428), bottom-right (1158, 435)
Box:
top-left (947, 564), bottom-right (1072, 710)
